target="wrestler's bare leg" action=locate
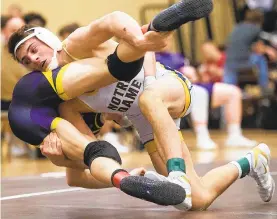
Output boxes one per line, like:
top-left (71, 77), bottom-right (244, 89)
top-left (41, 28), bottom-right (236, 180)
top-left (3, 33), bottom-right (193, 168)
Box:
top-left (149, 143), bottom-right (239, 210)
top-left (144, 79), bottom-right (273, 210)
top-left (140, 76), bottom-right (243, 210)
top-left (66, 167), bottom-right (146, 189)
top-left (139, 75), bottom-right (193, 209)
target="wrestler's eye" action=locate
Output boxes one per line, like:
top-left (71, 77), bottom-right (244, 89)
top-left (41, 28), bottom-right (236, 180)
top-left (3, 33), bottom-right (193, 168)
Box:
top-left (31, 46), bottom-right (37, 53)
top-left (23, 58), bottom-right (31, 66)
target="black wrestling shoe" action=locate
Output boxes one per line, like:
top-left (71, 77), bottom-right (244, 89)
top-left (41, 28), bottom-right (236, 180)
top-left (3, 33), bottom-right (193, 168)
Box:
top-left (149, 0), bottom-right (213, 32)
top-left (119, 175), bottom-right (186, 205)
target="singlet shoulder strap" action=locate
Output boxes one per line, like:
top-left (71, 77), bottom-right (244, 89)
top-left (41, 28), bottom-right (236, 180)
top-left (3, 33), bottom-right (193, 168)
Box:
top-left (62, 41), bottom-right (80, 61)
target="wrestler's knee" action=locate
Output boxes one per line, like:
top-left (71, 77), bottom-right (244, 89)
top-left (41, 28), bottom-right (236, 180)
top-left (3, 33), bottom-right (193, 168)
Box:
top-left (232, 86), bottom-right (242, 99)
top-left (224, 84), bottom-right (242, 100)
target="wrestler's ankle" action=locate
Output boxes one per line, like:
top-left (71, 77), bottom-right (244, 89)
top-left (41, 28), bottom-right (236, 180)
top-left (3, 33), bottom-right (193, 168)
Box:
top-left (111, 169), bottom-right (130, 188)
top-left (167, 158), bottom-right (186, 173)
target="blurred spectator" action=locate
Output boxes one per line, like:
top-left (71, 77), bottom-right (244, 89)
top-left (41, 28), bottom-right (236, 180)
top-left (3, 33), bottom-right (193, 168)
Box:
top-left (58, 23), bottom-right (80, 40)
top-left (1, 16), bottom-right (28, 156)
top-left (183, 67), bottom-right (257, 149)
top-left (1, 16), bottom-right (24, 44)
top-left (224, 9), bottom-right (270, 92)
top-left (23, 12), bottom-right (47, 27)
top-left (1, 16), bottom-right (10, 42)
top-left (7, 4), bottom-right (23, 18)
top-left (246, 0), bottom-right (275, 11)
top-left (155, 37), bottom-right (257, 149)
top-left (239, 0), bottom-right (277, 32)
top-left (199, 41), bottom-right (226, 83)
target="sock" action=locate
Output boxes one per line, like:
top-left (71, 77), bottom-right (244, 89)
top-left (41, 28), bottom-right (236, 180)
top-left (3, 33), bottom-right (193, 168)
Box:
top-left (227, 124), bottom-right (242, 137)
top-left (195, 124), bottom-right (210, 139)
top-left (230, 153), bottom-right (251, 179)
top-left (191, 85), bottom-right (209, 123)
top-left (111, 169), bottom-right (130, 188)
top-left (167, 158), bottom-right (186, 173)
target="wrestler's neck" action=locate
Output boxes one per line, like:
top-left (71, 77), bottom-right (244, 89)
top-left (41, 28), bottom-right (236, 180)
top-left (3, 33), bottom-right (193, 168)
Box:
top-left (57, 50), bottom-right (73, 66)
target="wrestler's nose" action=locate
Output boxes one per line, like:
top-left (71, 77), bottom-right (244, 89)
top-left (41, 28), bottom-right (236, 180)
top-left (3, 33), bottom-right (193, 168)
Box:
top-left (30, 54), bottom-right (40, 65)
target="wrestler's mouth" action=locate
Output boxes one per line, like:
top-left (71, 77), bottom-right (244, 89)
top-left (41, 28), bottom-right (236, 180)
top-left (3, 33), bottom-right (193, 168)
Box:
top-left (41, 60), bottom-right (46, 69)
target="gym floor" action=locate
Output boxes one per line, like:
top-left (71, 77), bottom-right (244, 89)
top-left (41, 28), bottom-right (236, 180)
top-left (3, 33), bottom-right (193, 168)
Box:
top-left (2, 130), bottom-right (277, 219)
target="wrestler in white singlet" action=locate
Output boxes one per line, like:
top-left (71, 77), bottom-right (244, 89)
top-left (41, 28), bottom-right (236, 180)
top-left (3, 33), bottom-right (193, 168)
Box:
top-left (79, 63), bottom-right (193, 144)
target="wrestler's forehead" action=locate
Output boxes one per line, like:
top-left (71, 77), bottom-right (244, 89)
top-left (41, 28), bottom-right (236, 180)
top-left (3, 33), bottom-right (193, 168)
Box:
top-left (16, 38), bottom-right (39, 58)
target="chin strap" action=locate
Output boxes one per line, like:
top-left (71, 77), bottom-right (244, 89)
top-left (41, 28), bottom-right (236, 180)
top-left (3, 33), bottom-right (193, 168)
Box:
top-left (46, 49), bottom-right (59, 71)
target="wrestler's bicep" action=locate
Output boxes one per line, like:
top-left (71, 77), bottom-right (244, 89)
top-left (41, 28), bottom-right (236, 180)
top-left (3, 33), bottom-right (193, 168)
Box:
top-left (61, 59), bottom-right (117, 99)
top-left (143, 52), bottom-right (157, 78)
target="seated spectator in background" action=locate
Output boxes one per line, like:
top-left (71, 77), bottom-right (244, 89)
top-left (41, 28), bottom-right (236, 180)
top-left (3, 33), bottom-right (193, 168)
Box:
top-left (200, 41), bottom-right (226, 83)
top-left (1, 16), bottom-right (28, 155)
top-left (58, 22), bottom-right (80, 40)
top-left (238, 0), bottom-right (277, 31)
top-left (224, 9), bottom-right (270, 92)
top-left (155, 38), bottom-right (257, 149)
top-left (23, 12), bottom-right (47, 27)
top-left (259, 31), bottom-right (277, 65)
top-left (247, 0), bottom-right (275, 12)
top-left (1, 16), bottom-right (10, 42)
top-left (1, 16), bottom-right (27, 109)
top-left (183, 62), bottom-right (257, 149)
top-left (7, 4), bottom-right (23, 18)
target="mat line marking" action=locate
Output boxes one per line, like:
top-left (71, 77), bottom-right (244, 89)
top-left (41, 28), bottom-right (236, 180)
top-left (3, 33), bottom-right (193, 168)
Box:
top-left (1, 188), bottom-right (84, 201)
top-left (2, 171), bottom-right (277, 201)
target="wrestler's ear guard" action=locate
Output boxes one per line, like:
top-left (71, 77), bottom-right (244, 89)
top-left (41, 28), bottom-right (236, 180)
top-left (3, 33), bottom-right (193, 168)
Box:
top-left (14, 27), bottom-right (62, 57)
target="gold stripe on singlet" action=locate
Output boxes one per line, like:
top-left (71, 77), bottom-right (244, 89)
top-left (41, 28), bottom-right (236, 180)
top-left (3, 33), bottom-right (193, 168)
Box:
top-left (55, 65), bottom-right (71, 100)
top-left (41, 71), bottom-right (57, 93)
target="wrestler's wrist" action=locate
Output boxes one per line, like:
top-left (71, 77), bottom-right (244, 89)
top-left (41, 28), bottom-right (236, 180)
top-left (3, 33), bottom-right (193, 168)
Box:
top-left (144, 75), bottom-right (156, 88)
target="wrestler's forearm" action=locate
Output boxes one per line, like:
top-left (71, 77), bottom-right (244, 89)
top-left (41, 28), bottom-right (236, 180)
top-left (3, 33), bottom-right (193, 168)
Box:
top-left (103, 11), bottom-right (147, 63)
top-left (144, 52), bottom-right (157, 78)
top-left (143, 52), bottom-right (157, 88)
top-left (104, 11), bottom-right (143, 46)
top-left (54, 119), bottom-right (91, 161)
top-left (85, 11), bottom-right (143, 47)
top-left (47, 156), bottom-right (87, 169)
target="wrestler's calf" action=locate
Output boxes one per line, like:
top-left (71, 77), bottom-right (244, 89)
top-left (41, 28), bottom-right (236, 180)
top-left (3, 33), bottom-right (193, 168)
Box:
top-left (84, 141), bottom-right (187, 206)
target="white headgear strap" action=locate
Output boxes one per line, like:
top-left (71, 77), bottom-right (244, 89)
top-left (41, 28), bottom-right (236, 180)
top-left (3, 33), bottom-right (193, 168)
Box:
top-left (14, 27), bottom-right (63, 64)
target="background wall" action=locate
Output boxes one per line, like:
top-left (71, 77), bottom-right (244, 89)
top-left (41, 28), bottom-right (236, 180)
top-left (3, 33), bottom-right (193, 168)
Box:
top-left (2, 0), bottom-right (168, 32)
top-left (2, 0), bottom-right (236, 61)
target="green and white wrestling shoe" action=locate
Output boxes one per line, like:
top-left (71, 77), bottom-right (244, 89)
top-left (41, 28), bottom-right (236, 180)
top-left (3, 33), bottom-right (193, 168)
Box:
top-left (248, 143), bottom-right (275, 202)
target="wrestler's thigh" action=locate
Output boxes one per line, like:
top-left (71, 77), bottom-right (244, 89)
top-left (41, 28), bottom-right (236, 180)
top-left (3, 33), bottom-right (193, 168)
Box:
top-left (145, 76), bottom-right (186, 118)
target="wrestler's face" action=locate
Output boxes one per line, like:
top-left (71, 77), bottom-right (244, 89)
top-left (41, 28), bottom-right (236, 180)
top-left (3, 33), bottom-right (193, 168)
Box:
top-left (16, 37), bottom-right (54, 71)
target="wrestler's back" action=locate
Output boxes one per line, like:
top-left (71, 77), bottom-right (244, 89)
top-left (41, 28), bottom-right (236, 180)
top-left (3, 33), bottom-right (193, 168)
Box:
top-left (15, 72), bottom-right (62, 106)
top-left (9, 70), bottom-right (63, 145)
